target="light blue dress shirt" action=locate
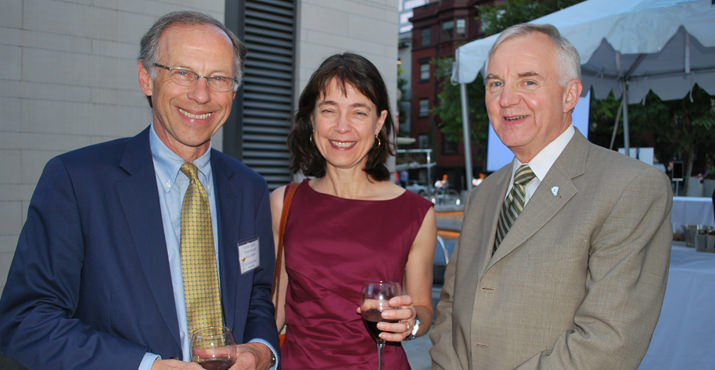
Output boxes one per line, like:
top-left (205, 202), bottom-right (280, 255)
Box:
top-left (138, 124), bottom-right (277, 369)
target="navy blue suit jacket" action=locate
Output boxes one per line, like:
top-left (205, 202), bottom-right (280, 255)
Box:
top-left (0, 128), bottom-right (279, 369)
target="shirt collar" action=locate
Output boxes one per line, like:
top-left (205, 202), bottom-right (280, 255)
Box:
top-left (150, 123), bottom-right (212, 192)
top-left (513, 125), bottom-right (575, 181)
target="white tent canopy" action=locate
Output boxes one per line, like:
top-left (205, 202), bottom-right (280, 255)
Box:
top-left (451, 0), bottom-right (715, 189)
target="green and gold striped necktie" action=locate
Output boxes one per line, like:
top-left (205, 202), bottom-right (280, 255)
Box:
top-left (494, 164), bottom-right (535, 252)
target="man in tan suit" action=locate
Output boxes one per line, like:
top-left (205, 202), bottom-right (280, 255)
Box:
top-left (430, 24), bottom-right (672, 369)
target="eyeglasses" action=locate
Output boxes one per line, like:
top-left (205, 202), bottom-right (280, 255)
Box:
top-left (153, 63), bottom-right (238, 92)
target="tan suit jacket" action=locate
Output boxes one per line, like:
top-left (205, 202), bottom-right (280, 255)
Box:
top-left (430, 131), bottom-right (673, 370)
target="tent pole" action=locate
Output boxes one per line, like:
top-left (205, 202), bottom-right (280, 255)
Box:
top-left (609, 97), bottom-right (623, 150)
top-left (622, 80), bottom-right (630, 157)
top-left (460, 83), bottom-right (473, 191)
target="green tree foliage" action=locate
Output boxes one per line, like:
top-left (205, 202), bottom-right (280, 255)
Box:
top-left (591, 86), bottom-right (715, 188)
top-left (397, 64), bottom-right (409, 132)
top-left (480, 0), bottom-right (582, 36)
top-left (432, 58), bottom-right (489, 161)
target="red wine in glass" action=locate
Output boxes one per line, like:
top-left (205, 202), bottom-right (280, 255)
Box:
top-left (361, 281), bottom-right (401, 370)
top-left (363, 309), bottom-right (399, 341)
top-left (362, 308), bottom-right (383, 340)
top-left (197, 357), bottom-right (233, 370)
top-left (191, 326), bottom-right (236, 370)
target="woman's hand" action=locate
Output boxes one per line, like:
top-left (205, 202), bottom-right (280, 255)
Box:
top-left (377, 295), bottom-right (417, 342)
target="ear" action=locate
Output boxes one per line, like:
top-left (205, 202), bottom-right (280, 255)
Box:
top-left (562, 79), bottom-right (583, 113)
top-left (137, 61), bottom-right (153, 97)
top-left (375, 109), bottom-right (388, 135)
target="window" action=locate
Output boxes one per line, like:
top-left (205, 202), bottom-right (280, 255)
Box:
top-left (418, 99), bottom-right (429, 117)
top-left (442, 134), bottom-right (459, 155)
top-left (420, 28), bottom-right (431, 47)
top-left (419, 63), bottom-right (430, 82)
top-left (456, 19), bottom-right (466, 38)
top-left (442, 20), bottom-right (454, 41)
top-left (418, 134), bottom-right (429, 149)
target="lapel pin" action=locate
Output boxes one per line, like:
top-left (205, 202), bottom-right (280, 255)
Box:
top-left (551, 186), bottom-right (559, 197)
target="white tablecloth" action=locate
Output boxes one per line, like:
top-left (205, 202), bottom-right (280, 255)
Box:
top-left (638, 245), bottom-right (715, 369)
top-left (671, 196), bottom-right (714, 230)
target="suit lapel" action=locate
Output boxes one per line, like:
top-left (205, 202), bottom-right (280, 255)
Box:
top-left (116, 128), bottom-right (181, 346)
top-left (489, 131), bottom-right (588, 267)
top-left (211, 153), bottom-right (241, 331)
top-left (455, 166), bottom-right (510, 294)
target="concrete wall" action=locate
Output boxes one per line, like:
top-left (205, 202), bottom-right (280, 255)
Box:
top-left (0, 0), bottom-right (224, 292)
top-left (0, 0), bottom-right (399, 294)
top-left (295, 0), bottom-right (399, 116)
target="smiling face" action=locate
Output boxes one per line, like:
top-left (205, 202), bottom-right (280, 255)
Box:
top-left (138, 23), bottom-right (236, 162)
top-left (485, 32), bottom-right (581, 162)
top-left (312, 78), bottom-right (387, 174)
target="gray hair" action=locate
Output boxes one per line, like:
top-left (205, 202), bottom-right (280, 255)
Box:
top-left (485, 23), bottom-right (580, 86)
top-left (138, 11), bottom-right (247, 90)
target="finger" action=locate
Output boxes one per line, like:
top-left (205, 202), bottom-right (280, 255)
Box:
top-left (377, 320), bottom-right (411, 335)
top-left (381, 307), bottom-right (413, 321)
top-left (377, 323), bottom-right (411, 343)
top-left (389, 295), bottom-right (413, 307)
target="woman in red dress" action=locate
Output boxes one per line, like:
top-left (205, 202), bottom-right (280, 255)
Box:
top-left (270, 53), bottom-right (436, 369)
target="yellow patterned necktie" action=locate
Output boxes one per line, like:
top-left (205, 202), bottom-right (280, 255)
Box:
top-left (180, 163), bottom-right (224, 336)
top-left (494, 164), bottom-right (535, 252)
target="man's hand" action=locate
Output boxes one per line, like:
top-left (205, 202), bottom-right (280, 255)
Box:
top-left (231, 342), bottom-right (274, 370)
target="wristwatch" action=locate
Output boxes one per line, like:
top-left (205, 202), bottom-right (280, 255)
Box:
top-left (406, 318), bottom-right (420, 340)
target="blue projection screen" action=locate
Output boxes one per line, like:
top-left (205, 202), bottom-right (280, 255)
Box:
top-left (485, 91), bottom-right (590, 172)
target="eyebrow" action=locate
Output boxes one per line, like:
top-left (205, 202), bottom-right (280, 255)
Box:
top-left (485, 71), bottom-right (542, 80)
top-left (517, 71), bottom-right (541, 78)
top-left (172, 64), bottom-right (233, 76)
top-left (317, 101), bottom-right (372, 110)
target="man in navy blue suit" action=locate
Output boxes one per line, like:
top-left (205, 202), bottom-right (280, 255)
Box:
top-left (0, 11), bottom-right (278, 370)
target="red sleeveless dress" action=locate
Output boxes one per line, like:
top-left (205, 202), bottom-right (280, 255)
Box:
top-left (280, 179), bottom-right (433, 369)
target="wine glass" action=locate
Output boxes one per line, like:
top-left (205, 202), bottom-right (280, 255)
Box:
top-left (190, 326), bottom-right (236, 370)
top-left (361, 281), bottom-right (401, 370)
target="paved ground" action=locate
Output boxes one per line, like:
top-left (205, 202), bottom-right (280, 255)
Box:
top-left (404, 332), bottom-right (433, 370)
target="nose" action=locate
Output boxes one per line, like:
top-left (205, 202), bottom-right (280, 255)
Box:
top-left (499, 84), bottom-right (519, 107)
top-left (187, 77), bottom-right (211, 104)
top-left (334, 113), bottom-right (351, 133)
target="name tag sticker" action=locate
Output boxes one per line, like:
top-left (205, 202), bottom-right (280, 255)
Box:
top-left (238, 238), bottom-right (260, 274)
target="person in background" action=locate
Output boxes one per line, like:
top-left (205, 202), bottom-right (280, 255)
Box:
top-left (270, 52), bottom-right (437, 369)
top-left (430, 23), bottom-right (672, 369)
top-left (0, 11), bottom-right (278, 370)
top-left (400, 170), bottom-right (410, 187)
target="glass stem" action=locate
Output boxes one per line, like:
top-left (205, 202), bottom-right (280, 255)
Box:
top-left (377, 339), bottom-right (385, 370)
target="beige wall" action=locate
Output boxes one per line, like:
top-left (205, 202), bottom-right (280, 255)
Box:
top-left (0, 0), bottom-right (399, 292)
top-left (295, 0), bottom-right (399, 115)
